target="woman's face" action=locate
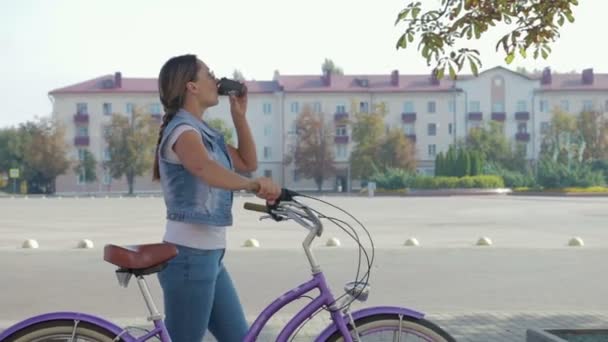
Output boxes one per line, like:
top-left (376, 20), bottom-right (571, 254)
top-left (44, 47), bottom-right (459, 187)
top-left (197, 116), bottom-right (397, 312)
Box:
top-left (189, 60), bottom-right (219, 108)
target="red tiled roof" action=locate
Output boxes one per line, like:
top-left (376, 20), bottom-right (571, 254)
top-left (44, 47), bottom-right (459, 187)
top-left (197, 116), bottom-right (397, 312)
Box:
top-left (538, 73), bottom-right (608, 91)
top-left (49, 74), bottom-right (281, 95)
top-left (49, 69), bottom-right (608, 96)
top-left (276, 74), bottom-right (456, 93)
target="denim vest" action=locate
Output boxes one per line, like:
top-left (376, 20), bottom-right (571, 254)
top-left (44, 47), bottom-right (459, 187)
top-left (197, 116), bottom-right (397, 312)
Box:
top-left (158, 109), bottom-right (234, 226)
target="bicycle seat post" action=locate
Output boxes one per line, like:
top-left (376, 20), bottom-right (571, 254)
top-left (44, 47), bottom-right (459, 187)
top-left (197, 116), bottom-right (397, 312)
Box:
top-left (136, 276), bottom-right (163, 322)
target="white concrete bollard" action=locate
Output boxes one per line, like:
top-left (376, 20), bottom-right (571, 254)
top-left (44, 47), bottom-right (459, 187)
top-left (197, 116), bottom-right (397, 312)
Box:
top-left (326, 237), bottom-right (341, 247)
top-left (404, 238), bottom-right (420, 247)
top-left (243, 239), bottom-right (260, 248)
top-left (76, 239), bottom-right (94, 249)
top-left (22, 239), bottom-right (39, 249)
top-left (568, 237), bottom-right (584, 247)
top-left (476, 237), bottom-right (493, 246)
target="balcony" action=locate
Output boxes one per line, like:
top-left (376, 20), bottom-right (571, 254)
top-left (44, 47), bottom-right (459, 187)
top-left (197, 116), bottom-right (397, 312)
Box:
top-left (515, 111), bottom-right (530, 121)
top-left (334, 135), bottom-right (349, 144)
top-left (491, 112), bottom-right (506, 122)
top-left (405, 134), bottom-right (417, 143)
top-left (401, 112), bottom-right (417, 123)
top-left (515, 132), bottom-right (530, 142)
top-left (73, 113), bottom-right (89, 124)
top-left (74, 136), bottom-right (90, 146)
top-left (468, 112), bottom-right (483, 121)
top-left (334, 112), bottom-right (349, 122)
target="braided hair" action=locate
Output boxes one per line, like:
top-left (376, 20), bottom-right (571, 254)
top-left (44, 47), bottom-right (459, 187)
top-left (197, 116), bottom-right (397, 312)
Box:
top-left (152, 54), bottom-right (200, 181)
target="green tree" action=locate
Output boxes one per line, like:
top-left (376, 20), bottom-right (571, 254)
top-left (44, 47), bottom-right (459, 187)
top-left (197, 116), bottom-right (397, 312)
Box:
top-left (463, 121), bottom-right (526, 172)
top-left (321, 58), bottom-right (344, 76)
top-left (350, 102), bottom-right (387, 180)
top-left (19, 117), bottom-right (70, 194)
top-left (435, 151), bottom-right (445, 176)
top-left (540, 109), bottom-right (581, 165)
top-left (207, 118), bottom-right (235, 145)
top-left (290, 105), bottom-right (336, 192)
top-left (73, 149), bottom-right (97, 190)
top-left (394, 0), bottom-right (579, 78)
top-left (104, 109), bottom-right (157, 195)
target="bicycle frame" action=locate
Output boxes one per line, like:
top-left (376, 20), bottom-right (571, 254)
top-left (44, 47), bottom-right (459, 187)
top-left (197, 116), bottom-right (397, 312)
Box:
top-left (244, 271), bottom-right (352, 342)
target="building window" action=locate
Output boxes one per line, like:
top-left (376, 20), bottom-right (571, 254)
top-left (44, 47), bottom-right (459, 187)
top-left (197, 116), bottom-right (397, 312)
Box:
top-left (560, 100), bottom-right (570, 112)
top-left (103, 148), bottom-right (111, 161)
top-left (428, 144), bottom-right (437, 158)
top-left (336, 125), bottom-right (347, 136)
top-left (313, 102), bottom-right (322, 113)
top-left (77, 148), bottom-right (87, 161)
top-left (336, 145), bottom-right (347, 158)
top-left (517, 100), bottom-right (527, 112)
top-left (583, 100), bottom-right (594, 112)
top-left (102, 170), bottom-right (112, 185)
top-left (263, 103), bottom-right (272, 114)
top-left (540, 100), bottom-right (548, 113)
top-left (448, 100), bottom-right (455, 113)
top-left (264, 125), bottom-right (272, 137)
top-left (427, 123), bottom-right (437, 136)
top-left (540, 122), bottom-right (550, 134)
top-left (469, 101), bottom-right (480, 112)
top-left (76, 103), bottom-right (88, 115)
top-left (126, 103), bottom-right (135, 114)
top-left (291, 102), bottom-right (299, 114)
top-left (492, 102), bottom-right (504, 112)
top-left (76, 126), bottom-right (89, 137)
top-left (448, 123), bottom-right (453, 135)
top-left (103, 103), bottom-right (112, 115)
top-left (427, 101), bottom-right (436, 113)
top-left (403, 101), bottom-right (414, 113)
top-left (403, 124), bottom-right (415, 135)
top-left (263, 146), bottom-right (272, 159)
top-left (77, 171), bottom-right (86, 185)
top-left (149, 103), bottom-right (161, 115)
top-left (336, 104), bottom-right (346, 113)
top-left (360, 102), bottom-right (369, 113)
top-left (518, 122), bottom-right (528, 133)
top-left (264, 170), bottom-right (272, 178)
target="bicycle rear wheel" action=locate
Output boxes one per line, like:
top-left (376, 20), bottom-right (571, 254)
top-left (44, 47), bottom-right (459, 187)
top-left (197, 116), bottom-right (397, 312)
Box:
top-left (3, 320), bottom-right (122, 342)
top-left (326, 313), bottom-right (455, 342)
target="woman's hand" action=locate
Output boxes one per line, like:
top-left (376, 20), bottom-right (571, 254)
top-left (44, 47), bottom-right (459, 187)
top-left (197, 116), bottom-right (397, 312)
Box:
top-left (229, 83), bottom-right (248, 119)
top-left (247, 177), bottom-right (281, 204)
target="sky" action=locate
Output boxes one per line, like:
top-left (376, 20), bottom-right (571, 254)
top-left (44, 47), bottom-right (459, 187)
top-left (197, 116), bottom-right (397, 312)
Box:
top-left (0, 0), bottom-right (606, 128)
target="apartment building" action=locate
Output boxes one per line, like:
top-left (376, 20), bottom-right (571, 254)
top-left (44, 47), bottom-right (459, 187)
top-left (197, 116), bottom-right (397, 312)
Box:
top-left (48, 66), bottom-right (608, 193)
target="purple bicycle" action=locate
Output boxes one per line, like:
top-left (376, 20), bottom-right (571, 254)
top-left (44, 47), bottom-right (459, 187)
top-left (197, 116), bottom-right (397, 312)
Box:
top-left (0, 189), bottom-right (455, 341)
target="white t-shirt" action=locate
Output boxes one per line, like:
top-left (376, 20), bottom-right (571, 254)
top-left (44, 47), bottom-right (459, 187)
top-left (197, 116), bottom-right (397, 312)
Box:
top-left (162, 124), bottom-right (227, 250)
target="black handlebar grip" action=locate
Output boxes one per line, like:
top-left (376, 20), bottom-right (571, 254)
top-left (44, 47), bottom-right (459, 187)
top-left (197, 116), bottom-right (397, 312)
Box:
top-left (243, 202), bottom-right (268, 213)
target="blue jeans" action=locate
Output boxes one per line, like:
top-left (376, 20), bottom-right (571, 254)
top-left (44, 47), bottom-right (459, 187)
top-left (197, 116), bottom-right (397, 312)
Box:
top-left (157, 245), bottom-right (249, 342)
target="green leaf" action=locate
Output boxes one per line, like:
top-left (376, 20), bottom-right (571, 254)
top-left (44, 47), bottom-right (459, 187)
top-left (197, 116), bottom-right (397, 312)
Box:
top-left (468, 57), bottom-right (479, 76)
top-left (408, 33), bottom-right (414, 43)
top-left (396, 34), bottom-right (408, 49)
top-left (436, 67), bottom-right (445, 80)
top-left (519, 47), bottom-right (527, 59)
top-left (395, 9), bottom-right (411, 25)
top-left (558, 14), bottom-right (565, 26)
top-left (505, 52), bottom-right (515, 64)
top-left (449, 64), bottom-right (457, 80)
top-left (541, 48), bottom-right (549, 59)
top-left (412, 7), bottom-right (421, 20)
top-left (565, 11), bottom-right (575, 23)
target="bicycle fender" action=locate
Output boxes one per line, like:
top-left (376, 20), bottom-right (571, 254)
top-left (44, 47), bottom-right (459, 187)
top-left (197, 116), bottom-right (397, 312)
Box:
top-left (0, 311), bottom-right (137, 342)
top-left (314, 306), bottom-right (425, 342)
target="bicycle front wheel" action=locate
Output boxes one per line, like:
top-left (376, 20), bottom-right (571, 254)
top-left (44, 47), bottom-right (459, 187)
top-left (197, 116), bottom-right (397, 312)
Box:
top-left (3, 320), bottom-right (122, 342)
top-left (326, 313), bottom-right (455, 342)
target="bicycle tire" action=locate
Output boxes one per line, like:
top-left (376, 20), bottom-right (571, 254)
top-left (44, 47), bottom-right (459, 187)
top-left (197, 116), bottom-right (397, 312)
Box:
top-left (325, 313), bottom-right (455, 342)
top-left (2, 319), bottom-right (123, 342)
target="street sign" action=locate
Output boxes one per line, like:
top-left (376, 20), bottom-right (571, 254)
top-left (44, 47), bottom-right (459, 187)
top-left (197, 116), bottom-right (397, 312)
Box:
top-left (9, 168), bottom-right (19, 179)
